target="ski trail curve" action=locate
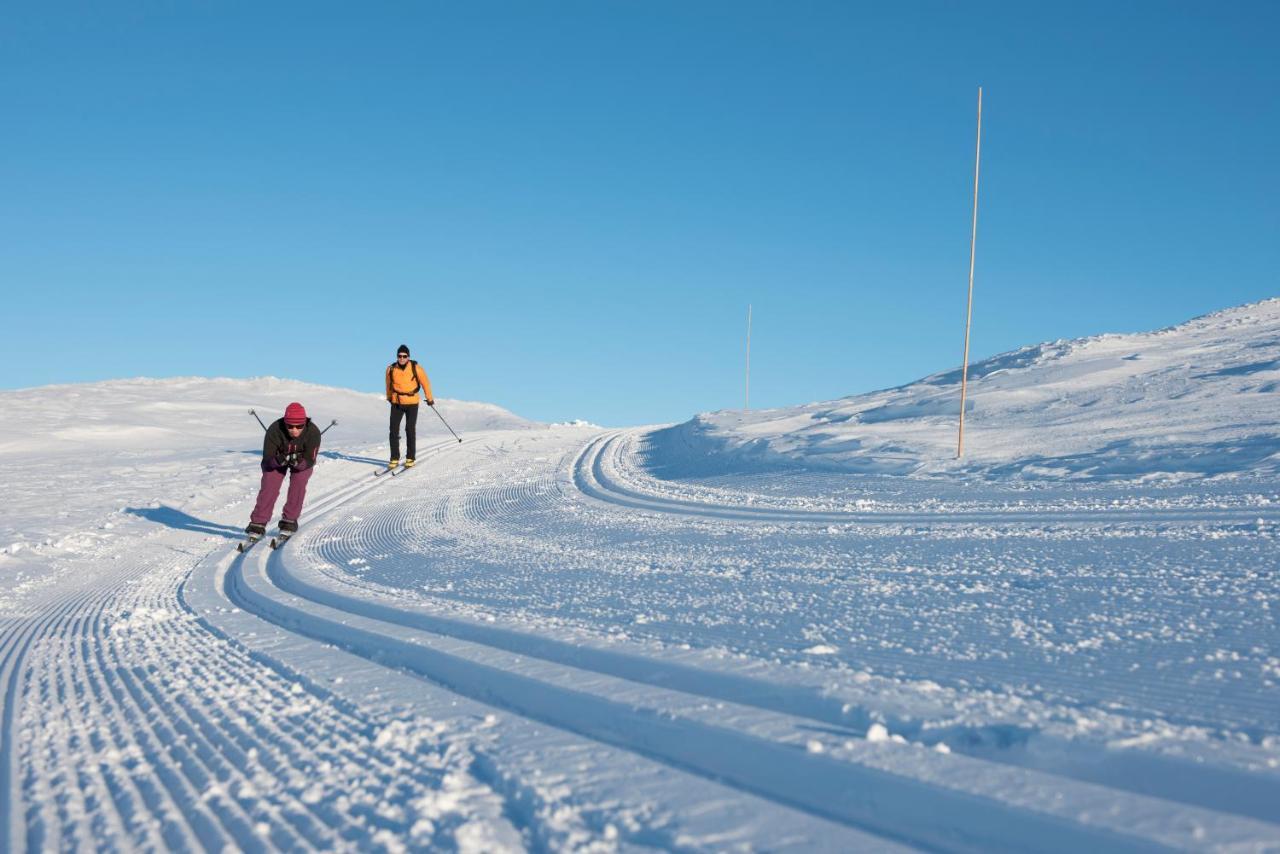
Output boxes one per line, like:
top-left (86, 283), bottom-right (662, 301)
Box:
top-left (211, 432), bottom-right (1280, 851)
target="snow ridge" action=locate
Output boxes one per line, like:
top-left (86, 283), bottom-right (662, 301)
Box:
top-left (671, 298), bottom-right (1280, 480)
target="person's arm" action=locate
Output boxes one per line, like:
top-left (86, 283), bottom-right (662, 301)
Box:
top-left (385, 365), bottom-right (394, 402)
top-left (262, 423), bottom-right (284, 465)
top-left (417, 363), bottom-right (434, 405)
top-left (300, 423), bottom-right (322, 468)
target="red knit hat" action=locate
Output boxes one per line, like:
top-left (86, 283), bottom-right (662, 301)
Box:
top-left (284, 402), bottom-right (307, 425)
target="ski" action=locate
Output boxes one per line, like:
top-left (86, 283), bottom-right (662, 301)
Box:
top-left (390, 464), bottom-right (416, 477)
top-left (374, 465), bottom-right (398, 477)
top-left (236, 535), bottom-right (263, 553)
top-left (270, 533), bottom-right (292, 549)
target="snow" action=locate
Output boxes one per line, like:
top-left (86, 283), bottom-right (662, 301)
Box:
top-left (674, 297), bottom-right (1280, 481)
top-left (0, 306), bottom-right (1278, 850)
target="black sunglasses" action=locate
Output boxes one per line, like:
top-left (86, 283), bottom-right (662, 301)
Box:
top-left (397, 354), bottom-right (409, 359)
top-left (285, 422), bottom-right (305, 430)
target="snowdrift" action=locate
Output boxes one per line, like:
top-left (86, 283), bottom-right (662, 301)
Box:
top-left (658, 298), bottom-right (1280, 481)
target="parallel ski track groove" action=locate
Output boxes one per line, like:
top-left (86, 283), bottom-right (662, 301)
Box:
top-left (63, 610), bottom-right (132, 848)
top-left (83, 580), bottom-right (246, 851)
top-left (1, 595), bottom-right (79, 850)
top-left (89, 557), bottom-right (256, 850)
top-left (143, 566), bottom-right (427, 848)
top-left (69, 591), bottom-right (225, 850)
top-left (223, 447), bottom-right (1256, 852)
top-left (570, 432), bottom-right (1280, 734)
top-left (2, 443), bottom-right (452, 852)
top-left (293, 432), bottom-right (1280, 824)
top-left (158, 591), bottom-right (473, 846)
top-left (105, 559), bottom-right (366, 848)
top-left (76, 613), bottom-right (189, 851)
top-left (12, 577), bottom-right (207, 851)
top-left (229, 546), bottom-right (1185, 852)
top-left (190, 438), bottom-right (509, 847)
top-left (578, 431), bottom-right (1280, 527)
top-left (109, 634), bottom-right (310, 851)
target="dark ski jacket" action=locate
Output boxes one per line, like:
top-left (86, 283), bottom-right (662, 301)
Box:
top-left (263, 418), bottom-right (322, 471)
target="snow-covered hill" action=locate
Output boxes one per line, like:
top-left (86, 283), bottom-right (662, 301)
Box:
top-left (0, 375), bottom-right (533, 458)
top-left (662, 298), bottom-right (1280, 480)
top-left (0, 326), bottom-right (1277, 850)
top-left (0, 376), bottom-right (533, 570)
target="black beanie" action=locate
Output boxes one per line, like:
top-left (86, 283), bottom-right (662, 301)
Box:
top-left (397, 344), bottom-right (410, 356)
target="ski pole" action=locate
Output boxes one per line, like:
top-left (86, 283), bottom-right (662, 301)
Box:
top-left (320, 419), bottom-right (337, 436)
top-left (430, 404), bottom-right (462, 443)
top-left (248, 409), bottom-right (268, 432)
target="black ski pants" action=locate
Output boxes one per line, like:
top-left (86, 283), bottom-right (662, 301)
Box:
top-left (389, 403), bottom-right (419, 460)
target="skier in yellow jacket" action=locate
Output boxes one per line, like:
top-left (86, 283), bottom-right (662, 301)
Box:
top-left (385, 344), bottom-right (434, 468)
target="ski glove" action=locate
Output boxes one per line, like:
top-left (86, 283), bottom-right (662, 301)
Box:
top-left (426, 398), bottom-right (435, 407)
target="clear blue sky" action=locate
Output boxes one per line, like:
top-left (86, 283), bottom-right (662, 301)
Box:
top-left (3, 2), bottom-right (1277, 426)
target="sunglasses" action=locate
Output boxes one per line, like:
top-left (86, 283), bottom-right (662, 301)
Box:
top-left (397, 354), bottom-right (409, 359)
top-left (285, 422), bottom-right (305, 430)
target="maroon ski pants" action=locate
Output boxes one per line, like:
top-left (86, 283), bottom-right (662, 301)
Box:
top-left (250, 463), bottom-right (313, 526)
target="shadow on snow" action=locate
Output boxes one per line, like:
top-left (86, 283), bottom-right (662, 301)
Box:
top-left (125, 505), bottom-right (244, 539)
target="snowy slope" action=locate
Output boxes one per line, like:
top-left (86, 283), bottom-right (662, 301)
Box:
top-left (0, 324), bottom-right (1277, 850)
top-left (0, 376), bottom-right (532, 601)
top-left (667, 298), bottom-right (1280, 480)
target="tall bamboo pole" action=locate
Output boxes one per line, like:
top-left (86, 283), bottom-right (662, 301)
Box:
top-left (957, 87), bottom-right (983, 458)
top-left (745, 304), bottom-right (752, 411)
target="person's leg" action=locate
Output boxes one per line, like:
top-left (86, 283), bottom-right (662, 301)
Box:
top-left (388, 404), bottom-right (405, 460)
top-left (250, 464), bottom-right (286, 526)
top-left (280, 466), bottom-right (314, 528)
top-left (405, 404), bottom-right (419, 460)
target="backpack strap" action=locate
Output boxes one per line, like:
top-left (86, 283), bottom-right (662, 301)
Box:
top-left (387, 360), bottom-right (422, 401)
top-left (408, 360), bottom-right (422, 396)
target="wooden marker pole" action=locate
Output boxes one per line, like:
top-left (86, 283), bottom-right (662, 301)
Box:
top-left (957, 87), bottom-right (983, 458)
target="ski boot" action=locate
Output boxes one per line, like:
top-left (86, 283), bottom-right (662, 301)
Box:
top-left (238, 522), bottom-right (266, 552)
top-left (272, 519), bottom-right (299, 550)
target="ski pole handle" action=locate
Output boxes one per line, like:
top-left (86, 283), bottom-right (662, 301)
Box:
top-left (431, 405), bottom-right (462, 443)
top-left (248, 409), bottom-right (268, 432)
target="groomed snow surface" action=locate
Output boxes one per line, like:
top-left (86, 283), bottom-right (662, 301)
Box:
top-left (1, 301), bottom-right (1278, 851)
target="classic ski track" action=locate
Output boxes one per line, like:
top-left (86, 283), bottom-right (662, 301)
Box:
top-left (10, 554), bottom-right (220, 851)
top-left (188, 444), bottom-right (894, 853)
top-left (575, 431), bottom-right (1280, 734)
top-left (6, 428), bottom-right (1277, 850)
top-left (574, 430), bottom-right (1280, 527)
top-left (570, 432), bottom-right (1280, 755)
top-left (331, 436), bottom-right (1279, 741)
top-left (1, 439), bottom-right (518, 852)
top-left (307, 430), bottom-right (1280, 824)
top-left (26, 553), bottom-right (289, 852)
top-left (219, 439), bottom-right (1280, 851)
top-left (295, 437), bottom-right (1280, 824)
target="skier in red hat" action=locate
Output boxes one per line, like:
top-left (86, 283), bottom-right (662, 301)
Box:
top-left (245, 402), bottom-right (321, 541)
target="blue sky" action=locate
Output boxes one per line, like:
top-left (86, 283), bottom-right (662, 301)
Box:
top-left (2, 2), bottom-right (1277, 426)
